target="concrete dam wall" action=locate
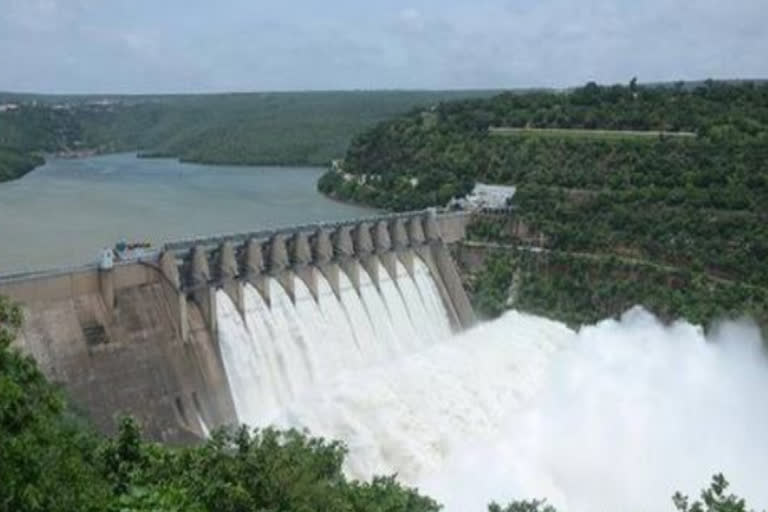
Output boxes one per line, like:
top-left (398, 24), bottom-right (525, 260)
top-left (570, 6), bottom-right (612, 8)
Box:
top-left (0, 210), bottom-right (474, 442)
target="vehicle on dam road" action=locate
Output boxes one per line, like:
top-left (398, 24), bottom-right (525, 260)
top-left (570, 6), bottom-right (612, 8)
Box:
top-left (112, 239), bottom-right (153, 261)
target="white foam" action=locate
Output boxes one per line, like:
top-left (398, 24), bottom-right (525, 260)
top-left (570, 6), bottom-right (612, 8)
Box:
top-left (218, 268), bottom-right (768, 511)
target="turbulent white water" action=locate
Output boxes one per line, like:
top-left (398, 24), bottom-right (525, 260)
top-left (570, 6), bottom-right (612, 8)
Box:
top-left (216, 260), bottom-right (768, 511)
top-left (217, 256), bottom-right (451, 427)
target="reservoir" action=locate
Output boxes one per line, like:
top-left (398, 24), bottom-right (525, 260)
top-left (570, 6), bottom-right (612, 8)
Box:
top-left (0, 153), bottom-right (375, 273)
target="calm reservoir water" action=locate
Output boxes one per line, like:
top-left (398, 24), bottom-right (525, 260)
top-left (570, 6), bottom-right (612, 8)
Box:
top-left (0, 153), bottom-right (375, 273)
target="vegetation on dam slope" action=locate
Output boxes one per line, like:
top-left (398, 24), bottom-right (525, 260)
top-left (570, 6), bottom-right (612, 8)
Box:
top-left (461, 242), bottom-right (768, 330)
top-left (0, 295), bottom-right (758, 511)
top-left (321, 80), bottom-right (768, 329)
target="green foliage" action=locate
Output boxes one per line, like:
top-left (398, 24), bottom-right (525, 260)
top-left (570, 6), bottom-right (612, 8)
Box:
top-left (673, 474), bottom-right (758, 512)
top-left (514, 183), bottom-right (768, 287)
top-left (490, 474), bottom-right (763, 512)
top-left (465, 245), bottom-right (768, 329)
top-left (0, 146), bottom-right (44, 181)
top-left (0, 295), bottom-right (22, 344)
top-left (346, 476), bottom-right (441, 512)
top-left (0, 296), bottom-right (111, 512)
top-left (467, 217), bottom-right (515, 243)
top-left (330, 80), bottom-right (768, 328)
top-left (326, 80), bottom-right (768, 211)
top-left (470, 253), bottom-right (516, 319)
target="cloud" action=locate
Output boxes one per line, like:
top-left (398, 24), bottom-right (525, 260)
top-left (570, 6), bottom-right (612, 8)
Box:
top-left (398, 8), bottom-right (425, 32)
top-left (0, 0), bottom-right (765, 93)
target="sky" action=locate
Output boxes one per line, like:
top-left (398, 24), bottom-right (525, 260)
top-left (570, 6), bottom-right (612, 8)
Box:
top-left (1, 0), bottom-right (766, 94)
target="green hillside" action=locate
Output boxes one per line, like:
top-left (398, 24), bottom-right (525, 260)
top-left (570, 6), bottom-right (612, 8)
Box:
top-left (320, 80), bottom-right (768, 328)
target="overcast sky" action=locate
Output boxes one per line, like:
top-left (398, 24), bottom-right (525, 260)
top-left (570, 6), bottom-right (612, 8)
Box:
top-left (1, 0), bottom-right (766, 94)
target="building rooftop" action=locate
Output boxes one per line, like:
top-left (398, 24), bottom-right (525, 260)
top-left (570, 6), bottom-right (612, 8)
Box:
top-left (448, 182), bottom-right (516, 210)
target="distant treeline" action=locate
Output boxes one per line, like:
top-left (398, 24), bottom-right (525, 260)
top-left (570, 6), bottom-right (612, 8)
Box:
top-left (0, 90), bottom-right (499, 182)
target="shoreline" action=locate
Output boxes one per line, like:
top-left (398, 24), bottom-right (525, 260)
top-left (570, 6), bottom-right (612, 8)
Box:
top-left (0, 149), bottom-right (46, 184)
top-left (318, 188), bottom-right (387, 212)
top-left (44, 149), bottom-right (330, 170)
top-left (4, 145), bottom-right (337, 183)
top-left (140, 151), bottom-right (332, 169)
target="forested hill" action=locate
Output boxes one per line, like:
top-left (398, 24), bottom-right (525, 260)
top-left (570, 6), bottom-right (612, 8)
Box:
top-left (320, 80), bottom-right (768, 328)
top-left (0, 90), bottom-right (498, 181)
top-left (321, 80), bottom-right (768, 210)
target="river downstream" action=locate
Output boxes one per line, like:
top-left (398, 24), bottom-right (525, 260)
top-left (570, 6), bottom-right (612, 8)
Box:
top-left (0, 153), bottom-right (376, 273)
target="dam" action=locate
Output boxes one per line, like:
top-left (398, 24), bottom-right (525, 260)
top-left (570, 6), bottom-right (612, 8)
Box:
top-left (0, 209), bottom-right (474, 442)
top-left (4, 207), bottom-right (768, 511)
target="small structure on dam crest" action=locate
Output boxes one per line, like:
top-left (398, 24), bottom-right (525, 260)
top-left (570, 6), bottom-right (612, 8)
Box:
top-left (0, 209), bottom-right (474, 443)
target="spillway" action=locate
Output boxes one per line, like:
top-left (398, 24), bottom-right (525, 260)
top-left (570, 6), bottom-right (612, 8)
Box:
top-left (217, 264), bottom-right (768, 511)
top-left (217, 256), bottom-right (451, 427)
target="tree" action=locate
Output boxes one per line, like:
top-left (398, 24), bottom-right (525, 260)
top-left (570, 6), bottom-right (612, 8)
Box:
top-left (491, 474), bottom-right (762, 512)
top-left (673, 474), bottom-right (757, 512)
top-left (0, 296), bottom-right (111, 511)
